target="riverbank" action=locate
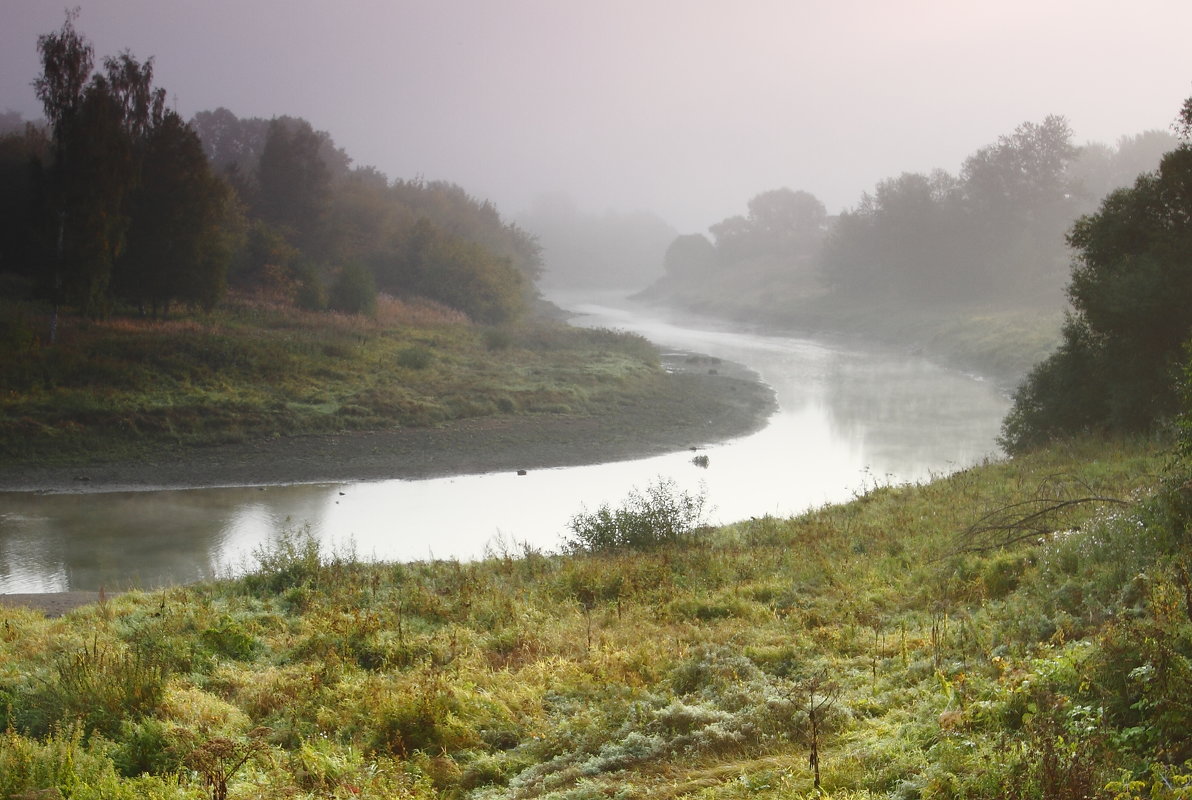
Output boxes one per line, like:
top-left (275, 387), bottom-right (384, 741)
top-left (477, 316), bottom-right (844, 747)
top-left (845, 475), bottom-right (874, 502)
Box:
top-left (0, 353), bottom-right (775, 494)
top-left (634, 284), bottom-right (1063, 387)
top-left (0, 592), bottom-right (109, 617)
top-left (0, 436), bottom-right (1177, 797)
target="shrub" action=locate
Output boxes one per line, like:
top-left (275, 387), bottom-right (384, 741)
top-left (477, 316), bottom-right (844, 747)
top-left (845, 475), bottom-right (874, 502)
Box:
top-left (564, 478), bottom-right (707, 553)
top-left (42, 639), bottom-right (169, 738)
top-left (295, 272), bottom-right (328, 311)
top-left (329, 262), bottom-right (378, 316)
top-left (397, 345), bottom-right (434, 370)
top-left (483, 326), bottom-right (514, 351)
top-left (242, 526), bottom-right (324, 595)
top-left (201, 615), bottom-right (262, 661)
top-left (0, 725), bottom-right (182, 799)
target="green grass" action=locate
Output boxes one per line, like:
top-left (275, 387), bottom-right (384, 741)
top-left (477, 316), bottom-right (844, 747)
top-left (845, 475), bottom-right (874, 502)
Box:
top-left (2, 434), bottom-right (1189, 798)
top-left (0, 294), bottom-right (662, 465)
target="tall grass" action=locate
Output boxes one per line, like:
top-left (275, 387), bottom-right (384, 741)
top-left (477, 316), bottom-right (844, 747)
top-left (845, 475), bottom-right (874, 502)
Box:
top-left (0, 435), bottom-right (1184, 797)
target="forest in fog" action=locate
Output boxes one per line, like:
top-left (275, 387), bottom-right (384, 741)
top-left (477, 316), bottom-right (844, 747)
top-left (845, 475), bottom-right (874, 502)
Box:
top-left (646, 118), bottom-right (1176, 307)
top-left (0, 13), bottom-right (540, 327)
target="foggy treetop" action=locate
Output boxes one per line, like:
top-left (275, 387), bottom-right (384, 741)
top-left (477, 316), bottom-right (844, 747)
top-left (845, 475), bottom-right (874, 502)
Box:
top-left (3, 0), bottom-right (1191, 232)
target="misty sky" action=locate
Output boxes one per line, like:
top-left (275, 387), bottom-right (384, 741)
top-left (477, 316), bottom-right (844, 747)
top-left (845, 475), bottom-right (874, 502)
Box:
top-left (4, 0), bottom-right (1190, 232)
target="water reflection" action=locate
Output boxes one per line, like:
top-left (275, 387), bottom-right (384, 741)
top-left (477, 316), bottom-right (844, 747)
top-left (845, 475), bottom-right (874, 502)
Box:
top-left (0, 298), bottom-right (1010, 592)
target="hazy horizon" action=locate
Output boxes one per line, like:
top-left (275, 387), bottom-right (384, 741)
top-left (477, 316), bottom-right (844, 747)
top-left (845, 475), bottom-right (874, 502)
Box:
top-left (4, 0), bottom-right (1190, 233)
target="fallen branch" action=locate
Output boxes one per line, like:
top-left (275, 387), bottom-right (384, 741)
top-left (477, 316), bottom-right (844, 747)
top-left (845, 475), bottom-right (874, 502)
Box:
top-left (954, 473), bottom-right (1130, 555)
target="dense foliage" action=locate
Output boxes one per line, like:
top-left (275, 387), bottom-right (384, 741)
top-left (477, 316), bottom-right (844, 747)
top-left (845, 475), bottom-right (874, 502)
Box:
top-left (13, 11), bottom-right (237, 318)
top-left (0, 13), bottom-right (540, 327)
top-left (2, 437), bottom-right (1190, 798)
top-left (1000, 103), bottom-right (1192, 453)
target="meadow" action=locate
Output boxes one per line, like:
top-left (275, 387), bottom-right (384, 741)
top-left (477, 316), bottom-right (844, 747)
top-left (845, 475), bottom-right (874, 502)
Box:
top-left (0, 293), bottom-right (662, 466)
top-left (2, 434), bottom-right (1187, 799)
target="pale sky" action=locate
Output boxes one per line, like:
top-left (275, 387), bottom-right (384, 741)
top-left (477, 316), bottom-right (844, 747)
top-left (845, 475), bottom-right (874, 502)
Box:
top-left (3, 0), bottom-right (1190, 232)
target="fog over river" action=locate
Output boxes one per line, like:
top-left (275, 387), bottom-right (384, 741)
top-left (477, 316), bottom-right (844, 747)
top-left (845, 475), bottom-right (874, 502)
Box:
top-left (0, 296), bottom-right (1010, 593)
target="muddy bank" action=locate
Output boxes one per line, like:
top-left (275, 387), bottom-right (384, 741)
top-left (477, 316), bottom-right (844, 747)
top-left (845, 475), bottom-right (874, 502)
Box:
top-left (0, 354), bottom-right (775, 494)
top-left (0, 592), bottom-right (112, 618)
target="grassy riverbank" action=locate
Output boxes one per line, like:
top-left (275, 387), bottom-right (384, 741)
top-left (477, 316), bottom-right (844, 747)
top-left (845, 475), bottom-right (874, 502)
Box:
top-left (3, 434), bottom-right (1189, 798)
top-left (0, 293), bottom-right (721, 471)
top-left (636, 285), bottom-right (1064, 387)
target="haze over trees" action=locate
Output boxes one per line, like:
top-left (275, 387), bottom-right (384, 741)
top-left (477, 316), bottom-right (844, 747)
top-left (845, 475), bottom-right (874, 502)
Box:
top-left (0, 14), bottom-right (541, 327)
top-left (516, 194), bottom-right (675, 291)
top-left (640, 102), bottom-right (1192, 454)
top-left (646, 116), bottom-right (1177, 315)
top-left (646, 187), bottom-right (828, 308)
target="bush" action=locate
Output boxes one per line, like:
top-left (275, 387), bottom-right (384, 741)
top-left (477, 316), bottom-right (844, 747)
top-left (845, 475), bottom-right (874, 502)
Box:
top-left (0, 725), bottom-right (182, 799)
top-left (40, 640), bottom-right (169, 738)
top-left (329, 262), bottom-right (377, 315)
top-left (564, 478), bottom-right (707, 553)
top-left (295, 272), bottom-right (328, 311)
top-left (242, 526), bottom-right (324, 595)
top-left (483, 327), bottom-right (514, 351)
top-left (396, 345), bottom-right (434, 370)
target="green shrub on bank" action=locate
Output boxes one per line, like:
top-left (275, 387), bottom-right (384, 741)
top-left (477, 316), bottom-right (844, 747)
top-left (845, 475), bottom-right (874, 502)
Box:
top-left (564, 478), bottom-right (707, 553)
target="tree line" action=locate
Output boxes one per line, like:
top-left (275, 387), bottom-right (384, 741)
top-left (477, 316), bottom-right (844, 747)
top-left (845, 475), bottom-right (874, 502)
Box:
top-left (652, 102), bottom-right (1192, 452)
top-left (1001, 98), bottom-right (1192, 452)
top-left (657, 117), bottom-right (1176, 309)
top-left (0, 12), bottom-right (540, 326)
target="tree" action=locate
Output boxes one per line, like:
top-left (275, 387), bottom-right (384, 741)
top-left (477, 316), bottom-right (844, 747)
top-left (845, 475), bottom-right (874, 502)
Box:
top-left (962, 115), bottom-right (1077, 222)
top-left (368, 218), bottom-right (526, 324)
top-left (115, 111), bottom-right (236, 313)
top-left (328, 261), bottom-right (377, 315)
top-left (1000, 118), bottom-right (1192, 452)
top-left (1178, 96), bottom-right (1192, 139)
top-left (820, 172), bottom-right (969, 302)
top-left (33, 9), bottom-right (93, 148)
top-left (102, 50), bottom-right (165, 143)
top-left (960, 114), bottom-right (1079, 298)
top-left (745, 187), bottom-right (827, 257)
top-left (707, 214), bottom-right (755, 265)
top-left (1068, 131), bottom-right (1179, 208)
top-left (705, 189), bottom-right (827, 270)
top-left (255, 118), bottom-right (331, 256)
top-left (34, 9), bottom-right (107, 318)
top-left (0, 125), bottom-right (50, 279)
top-left (47, 71), bottom-right (134, 316)
top-left (662, 233), bottom-right (717, 278)
top-left (190, 107), bottom-right (268, 175)
top-left (31, 13), bottom-right (235, 318)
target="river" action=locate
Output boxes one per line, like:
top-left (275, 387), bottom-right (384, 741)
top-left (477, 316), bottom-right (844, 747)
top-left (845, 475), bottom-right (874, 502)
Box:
top-left (0, 296), bottom-right (1010, 592)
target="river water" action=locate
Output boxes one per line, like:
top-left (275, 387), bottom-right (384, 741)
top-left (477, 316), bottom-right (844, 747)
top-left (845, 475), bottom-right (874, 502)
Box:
top-left (0, 296), bottom-right (1010, 592)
